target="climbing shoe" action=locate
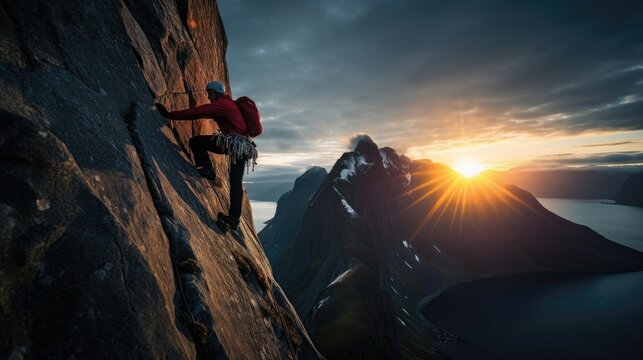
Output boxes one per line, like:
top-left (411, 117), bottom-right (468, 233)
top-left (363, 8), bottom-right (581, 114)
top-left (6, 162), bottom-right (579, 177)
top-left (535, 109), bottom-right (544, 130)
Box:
top-left (197, 166), bottom-right (216, 180)
top-left (217, 212), bottom-right (239, 232)
top-left (197, 167), bottom-right (222, 186)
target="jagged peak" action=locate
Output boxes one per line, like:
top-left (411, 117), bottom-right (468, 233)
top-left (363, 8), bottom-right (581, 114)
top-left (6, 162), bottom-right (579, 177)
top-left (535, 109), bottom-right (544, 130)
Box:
top-left (330, 152), bottom-right (371, 183)
top-left (354, 136), bottom-right (381, 164)
top-left (349, 134), bottom-right (375, 149)
top-left (325, 141), bottom-right (416, 187)
top-left (352, 134), bottom-right (375, 148)
top-left (304, 166), bottom-right (328, 177)
top-left (379, 147), bottom-right (399, 170)
top-left (293, 166), bottom-right (328, 189)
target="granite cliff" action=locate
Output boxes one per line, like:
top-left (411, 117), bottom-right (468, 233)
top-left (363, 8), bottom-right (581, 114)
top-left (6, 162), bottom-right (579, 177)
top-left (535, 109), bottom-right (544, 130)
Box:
top-left (0, 1), bottom-right (321, 359)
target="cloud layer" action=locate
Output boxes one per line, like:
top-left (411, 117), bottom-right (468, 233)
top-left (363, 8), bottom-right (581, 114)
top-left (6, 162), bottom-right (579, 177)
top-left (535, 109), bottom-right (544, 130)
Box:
top-left (220, 0), bottom-right (643, 182)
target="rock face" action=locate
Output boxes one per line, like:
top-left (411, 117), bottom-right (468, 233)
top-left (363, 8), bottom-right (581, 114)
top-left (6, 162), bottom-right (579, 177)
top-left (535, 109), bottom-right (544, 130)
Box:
top-left (0, 1), bottom-right (321, 359)
top-left (264, 138), bottom-right (643, 359)
top-left (614, 172), bottom-right (643, 207)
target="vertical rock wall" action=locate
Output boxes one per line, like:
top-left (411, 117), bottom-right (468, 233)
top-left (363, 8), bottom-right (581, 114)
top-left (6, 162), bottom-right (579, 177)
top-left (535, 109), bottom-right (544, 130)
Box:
top-left (0, 1), bottom-right (321, 359)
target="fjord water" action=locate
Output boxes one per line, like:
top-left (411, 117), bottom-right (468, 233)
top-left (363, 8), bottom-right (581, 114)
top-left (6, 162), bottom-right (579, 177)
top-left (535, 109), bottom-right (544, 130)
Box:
top-left (250, 201), bottom-right (278, 232)
top-left (425, 271), bottom-right (643, 359)
top-left (538, 198), bottom-right (643, 252)
top-left (423, 199), bottom-right (643, 360)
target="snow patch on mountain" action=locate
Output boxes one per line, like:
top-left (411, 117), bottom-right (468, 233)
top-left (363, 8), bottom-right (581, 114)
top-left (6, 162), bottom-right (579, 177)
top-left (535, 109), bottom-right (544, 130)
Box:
top-left (341, 199), bottom-right (359, 219)
top-left (339, 156), bottom-right (356, 181)
top-left (338, 155), bottom-right (371, 183)
top-left (333, 187), bottom-right (360, 219)
top-left (380, 149), bottom-right (392, 169)
top-left (329, 267), bottom-right (356, 287)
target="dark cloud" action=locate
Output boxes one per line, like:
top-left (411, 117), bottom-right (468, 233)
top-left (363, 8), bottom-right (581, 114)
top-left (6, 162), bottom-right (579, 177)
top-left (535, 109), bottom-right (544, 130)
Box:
top-left (561, 100), bottom-right (643, 133)
top-left (539, 151), bottom-right (643, 166)
top-left (577, 141), bottom-right (637, 148)
top-left (260, 124), bottom-right (301, 140)
top-left (220, 0), bottom-right (643, 167)
top-left (257, 121), bottom-right (305, 150)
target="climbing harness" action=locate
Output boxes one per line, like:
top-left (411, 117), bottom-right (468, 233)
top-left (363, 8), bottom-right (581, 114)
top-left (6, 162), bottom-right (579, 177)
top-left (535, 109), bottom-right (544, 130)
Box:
top-left (213, 133), bottom-right (259, 173)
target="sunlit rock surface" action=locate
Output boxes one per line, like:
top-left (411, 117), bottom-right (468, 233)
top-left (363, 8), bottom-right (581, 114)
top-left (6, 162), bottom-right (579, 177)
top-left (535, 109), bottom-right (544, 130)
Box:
top-left (0, 1), bottom-right (322, 359)
top-left (263, 137), bottom-right (643, 359)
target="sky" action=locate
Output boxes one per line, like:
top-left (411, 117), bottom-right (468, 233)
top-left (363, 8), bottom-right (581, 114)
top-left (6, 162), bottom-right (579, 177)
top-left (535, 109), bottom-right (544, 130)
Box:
top-left (218, 0), bottom-right (643, 185)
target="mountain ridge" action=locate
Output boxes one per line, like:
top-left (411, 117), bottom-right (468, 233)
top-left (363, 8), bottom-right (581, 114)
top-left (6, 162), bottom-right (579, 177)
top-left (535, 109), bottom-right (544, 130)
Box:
top-left (614, 171), bottom-right (643, 207)
top-left (484, 168), bottom-right (634, 199)
top-left (262, 137), bottom-right (643, 359)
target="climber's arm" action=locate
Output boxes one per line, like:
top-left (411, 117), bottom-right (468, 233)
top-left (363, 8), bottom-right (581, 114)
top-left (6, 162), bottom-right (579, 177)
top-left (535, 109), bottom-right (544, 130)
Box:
top-left (162, 102), bottom-right (228, 120)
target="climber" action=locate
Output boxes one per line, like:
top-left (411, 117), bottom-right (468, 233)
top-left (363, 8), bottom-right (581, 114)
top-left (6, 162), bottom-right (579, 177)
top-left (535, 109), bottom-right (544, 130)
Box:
top-left (155, 80), bottom-right (257, 232)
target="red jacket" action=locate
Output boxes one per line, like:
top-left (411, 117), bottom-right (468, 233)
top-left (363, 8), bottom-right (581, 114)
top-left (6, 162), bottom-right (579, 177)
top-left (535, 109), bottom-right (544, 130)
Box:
top-left (168, 95), bottom-right (247, 135)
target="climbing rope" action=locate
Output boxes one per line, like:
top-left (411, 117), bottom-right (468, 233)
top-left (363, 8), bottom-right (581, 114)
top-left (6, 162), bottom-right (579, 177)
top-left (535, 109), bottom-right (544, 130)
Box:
top-left (213, 134), bottom-right (259, 173)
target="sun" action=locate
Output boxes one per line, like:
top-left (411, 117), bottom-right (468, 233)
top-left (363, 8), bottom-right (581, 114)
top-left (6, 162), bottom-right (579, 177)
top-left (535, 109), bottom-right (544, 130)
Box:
top-left (453, 159), bottom-right (486, 178)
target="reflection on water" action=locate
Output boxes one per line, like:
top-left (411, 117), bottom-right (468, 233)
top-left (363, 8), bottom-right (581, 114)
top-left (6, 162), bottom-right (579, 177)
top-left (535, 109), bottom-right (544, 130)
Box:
top-left (538, 198), bottom-right (643, 252)
top-left (249, 201), bottom-right (277, 232)
top-left (424, 271), bottom-right (643, 360)
top-left (421, 199), bottom-right (643, 359)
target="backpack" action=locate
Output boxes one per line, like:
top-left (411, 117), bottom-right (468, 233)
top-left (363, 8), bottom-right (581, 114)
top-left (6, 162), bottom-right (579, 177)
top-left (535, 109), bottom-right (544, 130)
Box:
top-left (235, 96), bottom-right (262, 137)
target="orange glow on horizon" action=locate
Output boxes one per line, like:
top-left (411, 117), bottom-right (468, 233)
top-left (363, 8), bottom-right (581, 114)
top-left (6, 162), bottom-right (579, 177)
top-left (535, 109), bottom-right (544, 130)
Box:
top-left (403, 166), bottom-right (539, 241)
top-left (452, 159), bottom-right (487, 178)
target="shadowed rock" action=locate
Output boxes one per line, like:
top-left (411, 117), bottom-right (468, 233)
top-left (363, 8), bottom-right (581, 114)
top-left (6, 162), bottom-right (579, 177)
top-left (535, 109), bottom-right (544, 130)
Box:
top-left (614, 172), bottom-right (643, 207)
top-left (260, 166), bottom-right (328, 262)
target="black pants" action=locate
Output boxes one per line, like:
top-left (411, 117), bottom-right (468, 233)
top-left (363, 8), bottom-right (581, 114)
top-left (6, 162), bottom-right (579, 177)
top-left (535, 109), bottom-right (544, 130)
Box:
top-left (189, 135), bottom-right (246, 226)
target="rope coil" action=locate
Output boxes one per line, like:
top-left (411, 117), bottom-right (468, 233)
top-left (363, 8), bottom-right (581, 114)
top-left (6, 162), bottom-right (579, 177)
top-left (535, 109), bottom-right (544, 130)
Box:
top-left (214, 133), bottom-right (259, 173)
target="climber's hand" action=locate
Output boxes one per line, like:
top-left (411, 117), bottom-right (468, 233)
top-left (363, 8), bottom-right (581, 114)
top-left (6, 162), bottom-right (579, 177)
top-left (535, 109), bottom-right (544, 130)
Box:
top-left (155, 103), bottom-right (169, 118)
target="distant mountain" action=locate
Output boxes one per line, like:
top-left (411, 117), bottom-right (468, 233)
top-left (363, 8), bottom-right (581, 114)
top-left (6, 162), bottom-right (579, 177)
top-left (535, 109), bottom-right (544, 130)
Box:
top-left (253, 181), bottom-right (295, 201)
top-left (245, 180), bottom-right (293, 201)
top-left (614, 172), bottom-right (643, 207)
top-left (406, 163), bottom-right (642, 274)
top-left (260, 167), bottom-right (327, 260)
top-left (262, 138), bottom-right (643, 359)
top-left (485, 169), bottom-right (631, 199)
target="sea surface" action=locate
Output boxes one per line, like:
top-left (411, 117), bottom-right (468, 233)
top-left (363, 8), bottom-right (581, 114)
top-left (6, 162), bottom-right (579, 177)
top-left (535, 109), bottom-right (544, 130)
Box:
top-left (423, 198), bottom-right (643, 360)
top-left (249, 200), bottom-right (277, 232)
top-left (538, 198), bottom-right (643, 252)
top-left (424, 271), bottom-right (643, 360)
